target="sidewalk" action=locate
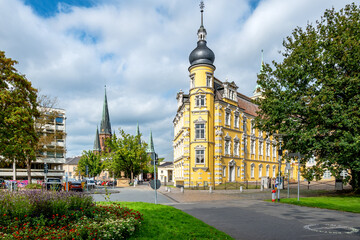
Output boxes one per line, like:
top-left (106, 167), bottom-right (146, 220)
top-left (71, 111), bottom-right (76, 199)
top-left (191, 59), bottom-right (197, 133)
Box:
top-left (158, 186), bottom-right (350, 203)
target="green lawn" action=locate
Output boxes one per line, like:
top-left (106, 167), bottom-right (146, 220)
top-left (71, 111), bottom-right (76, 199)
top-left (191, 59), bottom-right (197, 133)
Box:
top-left (279, 195), bottom-right (360, 213)
top-left (112, 202), bottom-right (234, 240)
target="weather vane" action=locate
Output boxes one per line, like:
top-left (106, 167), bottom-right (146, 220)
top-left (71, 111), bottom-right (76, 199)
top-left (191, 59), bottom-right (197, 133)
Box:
top-left (200, 1), bottom-right (204, 11)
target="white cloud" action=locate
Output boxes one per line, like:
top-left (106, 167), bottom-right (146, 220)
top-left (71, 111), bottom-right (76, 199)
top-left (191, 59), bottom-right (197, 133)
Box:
top-left (0, 0), bottom-right (356, 158)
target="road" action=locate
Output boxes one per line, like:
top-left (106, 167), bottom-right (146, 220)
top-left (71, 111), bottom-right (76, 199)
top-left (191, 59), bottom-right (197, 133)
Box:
top-left (91, 186), bottom-right (360, 240)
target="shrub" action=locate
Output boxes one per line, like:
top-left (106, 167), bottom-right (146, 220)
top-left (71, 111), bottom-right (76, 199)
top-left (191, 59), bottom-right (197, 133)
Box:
top-left (0, 191), bottom-right (142, 239)
top-left (25, 183), bottom-right (42, 189)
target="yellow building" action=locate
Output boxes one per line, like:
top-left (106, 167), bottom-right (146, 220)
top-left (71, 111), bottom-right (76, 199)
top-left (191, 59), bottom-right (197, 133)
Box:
top-left (173, 5), bottom-right (295, 188)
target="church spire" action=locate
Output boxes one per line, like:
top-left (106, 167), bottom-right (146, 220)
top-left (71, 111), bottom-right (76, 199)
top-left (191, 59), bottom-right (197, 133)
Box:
top-left (93, 126), bottom-right (101, 152)
top-left (146, 130), bottom-right (155, 153)
top-left (100, 86), bottom-right (111, 135)
top-left (136, 122), bottom-right (141, 144)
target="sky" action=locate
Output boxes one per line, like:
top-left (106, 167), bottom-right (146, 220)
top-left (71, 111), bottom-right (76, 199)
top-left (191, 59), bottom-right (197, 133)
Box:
top-left (0, 0), bottom-right (355, 160)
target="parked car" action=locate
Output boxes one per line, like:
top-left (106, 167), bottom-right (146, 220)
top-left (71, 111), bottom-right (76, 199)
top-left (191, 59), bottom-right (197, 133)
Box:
top-left (44, 178), bottom-right (62, 191)
top-left (65, 178), bottom-right (83, 192)
top-left (86, 179), bottom-right (96, 189)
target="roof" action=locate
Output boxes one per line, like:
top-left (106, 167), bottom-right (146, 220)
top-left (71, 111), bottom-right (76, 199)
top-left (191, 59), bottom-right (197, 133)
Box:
top-left (214, 78), bottom-right (259, 117)
top-left (158, 162), bottom-right (173, 168)
top-left (65, 156), bottom-right (81, 165)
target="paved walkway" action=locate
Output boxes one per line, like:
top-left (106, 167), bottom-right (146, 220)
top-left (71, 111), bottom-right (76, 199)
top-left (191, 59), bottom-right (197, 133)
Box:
top-left (91, 185), bottom-right (360, 240)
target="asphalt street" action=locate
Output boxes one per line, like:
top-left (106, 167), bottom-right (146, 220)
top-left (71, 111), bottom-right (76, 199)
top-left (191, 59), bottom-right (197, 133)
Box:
top-left (91, 186), bottom-right (360, 240)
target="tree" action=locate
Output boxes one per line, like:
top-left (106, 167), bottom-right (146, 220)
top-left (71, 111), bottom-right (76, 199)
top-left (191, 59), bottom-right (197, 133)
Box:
top-left (104, 129), bottom-right (150, 182)
top-left (255, 3), bottom-right (360, 192)
top-left (0, 51), bottom-right (39, 182)
top-left (77, 150), bottom-right (104, 178)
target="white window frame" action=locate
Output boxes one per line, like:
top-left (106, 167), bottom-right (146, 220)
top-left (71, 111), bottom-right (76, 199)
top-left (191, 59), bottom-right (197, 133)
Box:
top-left (259, 141), bottom-right (263, 156)
top-left (251, 164), bottom-right (255, 178)
top-left (195, 123), bottom-right (205, 139)
top-left (225, 112), bottom-right (231, 126)
top-left (225, 140), bottom-right (230, 155)
top-left (251, 140), bottom-right (255, 155)
top-left (272, 165), bottom-right (276, 177)
top-left (223, 166), bottom-right (226, 177)
top-left (266, 165), bottom-right (270, 177)
top-left (234, 141), bottom-right (239, 156)
top-left (237, 167), bottom-right (240, 177)
top-left (195, 95), bottom-right (206, 107)
top-left (266, 143), bottom-right (270, 157)
top-left (259, 164), bottom-right (263, 178)
top-left (195, 149), bottom-right (205, 164)
top-left (251, 120), bottom-right (255, 135)
top-left (234, 114), bottom-right (239, 128)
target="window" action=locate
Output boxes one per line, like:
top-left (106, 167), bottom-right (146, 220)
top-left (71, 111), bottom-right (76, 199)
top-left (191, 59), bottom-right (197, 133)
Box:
top-left (259, 141), bottom-right (263, 156)
top-left (251, 120), bottom-right (255, 135)
top-left (243, 118), bottom-right (247, 132)
top-left (195, 95), bottom-right (206, 107)
top-left (266, 143), bottom-right (270, 157)
top-left (195, 124), bottom-right (205, 139)
top-left (234, 115), bottom-right (239, 128)
top-left (223, 166), bottom-right (226, 177)
top-left (195, 150), bottom-right (205, 164)
top-left (273, 145), bottom-right (276, 158)
top-left (56, 152), bottom-right (64, 158)
top-left (266, 165), bottom-right (270, 177)
top-left (206, 74), bottom-right (212, 87)
top-left (237, 167), bottom-right (240, 177)
top-left (190, 74), bottom-right (195, 88)
top-left (56, 117), bottom-right (63, 124)
top-left (251, 140), bottom-right (255, 155)
top-left (272, 165), bottom-right (276, 177)
top-left (234, 141), bottom-right (239, 156)
top-left (47, 152), bottom-right (55, 158)
top-left (323, 170), bottom-right (331, 179)
top-left (259, 164), bottom-right (263, 178)
top-left (225, 140), bottom-right (230, 155)
top-left (225, 112), bottom-right (231, 126)
top-left (251, 164), bottom-right (255, 178)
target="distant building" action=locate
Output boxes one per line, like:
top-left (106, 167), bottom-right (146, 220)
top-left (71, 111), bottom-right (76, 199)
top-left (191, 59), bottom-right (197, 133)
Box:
top-left (63, 156), bottom-right (81, 179)
top-left (158, 162), bottom-right (174, 185)
top-left (0, 108), bottom-right (66, 181)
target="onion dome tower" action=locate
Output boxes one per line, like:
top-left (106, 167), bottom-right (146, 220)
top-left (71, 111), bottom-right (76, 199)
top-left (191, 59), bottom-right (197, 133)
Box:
top-left (189, 1), bottom-right (215, 68)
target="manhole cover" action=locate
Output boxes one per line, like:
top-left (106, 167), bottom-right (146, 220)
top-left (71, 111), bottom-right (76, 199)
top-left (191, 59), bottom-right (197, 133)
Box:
top-left (304, 224), bottom-right (359, 235)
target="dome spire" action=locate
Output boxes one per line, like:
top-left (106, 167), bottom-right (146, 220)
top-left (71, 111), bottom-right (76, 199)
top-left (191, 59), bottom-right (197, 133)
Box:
top-left (198, 1), bottom-right (207, 41)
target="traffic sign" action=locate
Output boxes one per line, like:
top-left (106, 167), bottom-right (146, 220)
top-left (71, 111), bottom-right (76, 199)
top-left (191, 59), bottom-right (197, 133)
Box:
top-left (150, 179), bottom-right (161, 190)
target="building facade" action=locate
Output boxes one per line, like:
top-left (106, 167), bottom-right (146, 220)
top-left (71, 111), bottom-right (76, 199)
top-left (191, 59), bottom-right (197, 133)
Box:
top-left (0, 108), bottom-right (66, 181)
top-left (173, 5), bottom-right (288, 188)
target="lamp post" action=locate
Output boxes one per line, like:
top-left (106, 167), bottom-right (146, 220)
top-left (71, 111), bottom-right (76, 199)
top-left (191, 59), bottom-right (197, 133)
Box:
top-left (288, 152), bottom-right (303, 201)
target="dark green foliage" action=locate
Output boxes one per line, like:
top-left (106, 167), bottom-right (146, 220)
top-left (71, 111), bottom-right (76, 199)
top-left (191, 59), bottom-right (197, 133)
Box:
top-left (78, 150), bottom-right (104, 178)
top-left (255, 3), bottom-right (360, 192)
top-left (104, 129), bottom-right (150, 182)
top-left (0, 51), bottom-right (39, 181)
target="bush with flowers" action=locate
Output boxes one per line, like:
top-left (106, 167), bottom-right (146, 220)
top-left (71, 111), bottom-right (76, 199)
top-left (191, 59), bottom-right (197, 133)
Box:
top-left (0, 190), bottom-right (142, 239)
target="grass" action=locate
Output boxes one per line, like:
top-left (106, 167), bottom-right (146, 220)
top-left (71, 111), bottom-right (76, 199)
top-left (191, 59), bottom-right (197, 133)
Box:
top-left (278, 195), bottom-right (360, 213)
top-left (114, 202), bottom-right (234, 240)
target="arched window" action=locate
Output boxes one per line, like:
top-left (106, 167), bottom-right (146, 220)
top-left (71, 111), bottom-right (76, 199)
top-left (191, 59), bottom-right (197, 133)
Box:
top-left (259, 164), bottom-right (263, 178)
top-left (266, 165), bottom-right (270, 177)
top-left (251, 163), bottom-right (255, 178)
top-left (272, 165), bottom-right (276, 177)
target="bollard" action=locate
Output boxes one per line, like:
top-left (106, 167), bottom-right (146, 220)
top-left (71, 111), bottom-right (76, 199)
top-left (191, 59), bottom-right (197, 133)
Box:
top-left (181, 187), bottom-right (184, 193)
top-left (240, 186), bottom-right (243, 193)
top-left (168, 188), bottom-right (171, 193)
top-left (272, 189), bottom-right (276, 202)
top-left (209, 186), bottom-right (213, 193)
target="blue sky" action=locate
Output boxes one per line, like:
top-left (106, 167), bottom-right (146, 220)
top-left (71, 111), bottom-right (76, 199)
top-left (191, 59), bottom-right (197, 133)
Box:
top-left (0, 0), bottom-right (355, 159)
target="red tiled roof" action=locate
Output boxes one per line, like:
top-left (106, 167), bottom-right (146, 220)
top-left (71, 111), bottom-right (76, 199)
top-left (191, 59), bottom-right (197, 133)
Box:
top-left (237, 94), bottom-right (259, 117)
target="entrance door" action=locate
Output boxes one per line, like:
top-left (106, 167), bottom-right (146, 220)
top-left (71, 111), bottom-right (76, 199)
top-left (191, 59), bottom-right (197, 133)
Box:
top-left (229, 166), bottom-right (235, 182)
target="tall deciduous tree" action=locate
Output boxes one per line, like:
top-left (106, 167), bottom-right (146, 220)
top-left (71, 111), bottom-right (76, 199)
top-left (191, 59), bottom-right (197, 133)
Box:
top-left (77, 150), bottom-right (104, 178)
top-left (104, 129), bottom-right (150, 182)
top-left (0, 51), bottom-right (39, 181)
top-left (255, 3), bottom-right (360, 192)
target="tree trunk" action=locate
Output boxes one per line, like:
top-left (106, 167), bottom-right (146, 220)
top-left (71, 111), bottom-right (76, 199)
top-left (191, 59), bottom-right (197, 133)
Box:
top-left (131, 171), bottom-right (134, 183)
top-left (350, 169), bottom-right (360, 193)
top-left (26, 159), bottom-right (32, 183)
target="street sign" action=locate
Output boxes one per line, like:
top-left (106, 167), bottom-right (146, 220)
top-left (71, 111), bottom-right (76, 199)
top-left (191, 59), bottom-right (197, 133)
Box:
top-left (150, 179), bottom-right (161, 190)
